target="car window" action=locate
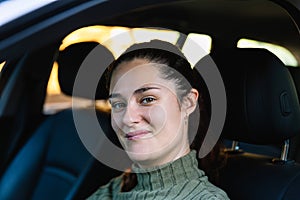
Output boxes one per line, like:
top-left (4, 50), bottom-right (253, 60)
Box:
top-left (237, 38), bottom-right (298, 67)
top-left (59, 25), bottom-right (181, 57)
top-left (182, 33), bottom-right (212, 66)
top-left (0, 61), bottom-right (10, 97)
top-left (0, 61), bottom-right (5, 73)
top-left (0, 0), bottom-right (57, 26)
top-left (44, 26), bottom-right (212, 114)
top-left (44, 61), bottom-right (99, 114)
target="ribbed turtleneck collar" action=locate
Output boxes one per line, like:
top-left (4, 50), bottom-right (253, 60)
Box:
top-left (131, 150), bottom-right (204, 191)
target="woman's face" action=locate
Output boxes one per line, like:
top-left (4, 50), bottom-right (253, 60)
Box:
top-left (109, 58), bottom-right (191, 168)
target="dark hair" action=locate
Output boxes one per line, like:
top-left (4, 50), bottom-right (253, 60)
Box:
top-left (106, 41), bottom-right (193, 102)
top-left (104, 40), bottom-right (226, 191)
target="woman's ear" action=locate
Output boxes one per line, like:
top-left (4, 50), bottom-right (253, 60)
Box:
top-left (182, 88), bottom-right (199, 115)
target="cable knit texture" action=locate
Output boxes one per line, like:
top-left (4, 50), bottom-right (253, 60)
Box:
top-left (87, 151), bottom-right (229, 200)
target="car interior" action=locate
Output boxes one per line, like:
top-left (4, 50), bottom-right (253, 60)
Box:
top-left (0, 0), bottom-right (300, 199)
top-left (212, 47), bottom-right (300, 199)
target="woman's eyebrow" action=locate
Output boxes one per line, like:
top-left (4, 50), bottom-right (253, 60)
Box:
top-left (134, 87), bottom-right (160, 94)
top-left (108, 87), bottom-right (160, 99)
top-left (108, 93), bottom-right (121, 99)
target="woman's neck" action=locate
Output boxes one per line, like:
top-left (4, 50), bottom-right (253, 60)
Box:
top-left (131, 150), bottom-right (204, 191)
top-left (135, 146), bottom-right (191, 169)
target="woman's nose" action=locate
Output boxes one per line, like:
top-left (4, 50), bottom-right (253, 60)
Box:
top-left (122, 102), bottom-right (142, 126)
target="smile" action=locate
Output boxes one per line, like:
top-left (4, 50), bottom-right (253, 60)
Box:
top-left (125, 130), bottom-right (150, 140)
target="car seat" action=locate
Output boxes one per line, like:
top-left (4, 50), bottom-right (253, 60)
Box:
top-left (0, 42), bottom-right (120, 200)
top-left (211, 48), bottom-right (300, 200)
top-left (287, 67), bottom-right (300, 163)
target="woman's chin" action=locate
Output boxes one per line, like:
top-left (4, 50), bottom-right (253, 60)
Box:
top-left (126, 149), bottom-right (156, 166)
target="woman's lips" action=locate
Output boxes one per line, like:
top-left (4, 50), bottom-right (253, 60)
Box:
top-left (125, 130), bottom-right (150, 140)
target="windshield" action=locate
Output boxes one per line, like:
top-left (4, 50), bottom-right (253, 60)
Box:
top-left (0, 0), bottom-right (57, 26)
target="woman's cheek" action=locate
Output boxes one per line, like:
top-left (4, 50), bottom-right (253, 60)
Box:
top-left (111, 115), bottom-right (127, 146)
top-left (111, 113), bottom-right (122, 133)
top-left (147, 105), bottom-right (167, 134)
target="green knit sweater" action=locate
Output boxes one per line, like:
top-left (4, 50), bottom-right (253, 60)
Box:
top-left (87, 151), bottom-right (230, 200)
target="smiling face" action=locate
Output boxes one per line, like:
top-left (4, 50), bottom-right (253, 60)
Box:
top-left (109, 58), bottom-right (193, 168)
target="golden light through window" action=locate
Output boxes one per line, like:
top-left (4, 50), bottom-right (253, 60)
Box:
top-left (0, 61), bottom-right (5, 72)
top-left (45, 26), bottom-right (212, 113)
top-left (238, 38), bottom-right (298, 67)
top-left (47, 62), bottom-right (61, 95)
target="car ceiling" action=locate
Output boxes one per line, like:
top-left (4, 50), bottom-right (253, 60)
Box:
top-left (102, 0), bottom-right (300, 60)
top-left (0, 0), bottom-right (299, 62)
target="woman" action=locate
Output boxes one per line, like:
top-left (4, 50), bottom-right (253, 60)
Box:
top-left (88, 40), bottom-right (229, 199)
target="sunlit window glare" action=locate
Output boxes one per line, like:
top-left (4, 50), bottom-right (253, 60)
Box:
top-left (45, 26), bottom-right (212, 114)
top-left (47, 62), bottom-right (61, 95)
top-left (238, 38), bottom-right (298, 67)
top-left (0, 61), bottom-right (5, 72)
top-left (182, 33), bottom-right (212, 66)
top-left (60, 25), bottom-right (114, 51)
top-left (44, 61), bottom-right (99, 114)
top-left (61, 26), bottom-right (181, 57)
top-left (131, 28), bottom-right (179, 44)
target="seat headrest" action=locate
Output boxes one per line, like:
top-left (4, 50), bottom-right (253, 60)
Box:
top-left (211, 48), bottom-right (300, 144)
top-left (57, 42), bottom-right (114, 99)
top-left (288, 67), bottom-right (300, 98)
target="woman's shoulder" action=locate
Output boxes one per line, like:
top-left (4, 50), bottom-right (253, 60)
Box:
top-left (86, 174), bottom-right (123, 200)
top-left (191, 175), bottom-right (230, 200)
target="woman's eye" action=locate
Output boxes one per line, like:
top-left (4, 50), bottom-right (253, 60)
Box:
top-left (140, 97), bottom-right (156, 105)
top-left (111, 102), bottom-right (126, 111)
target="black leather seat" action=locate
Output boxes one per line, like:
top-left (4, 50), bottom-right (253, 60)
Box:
top-left (0, 42), bottom-right (120, 200)
top-left (287, 67), bottom-right (300, 163)
top-left (211, 48), bottom-right (300, 200)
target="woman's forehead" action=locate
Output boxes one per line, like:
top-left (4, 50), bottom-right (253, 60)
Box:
top-left (109, 61), bottom-right (177, 95)
top-left (114, 58), bottom-right (150, 75)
